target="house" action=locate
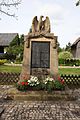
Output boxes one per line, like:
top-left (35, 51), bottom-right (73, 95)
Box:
top-left (0, 33), bottom-right (18, 53)
top-left (71, 37), bottom-right (80, 59)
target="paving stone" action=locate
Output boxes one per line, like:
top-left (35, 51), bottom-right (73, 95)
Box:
top-left (0, 108), bottom-right (4, 116)
top-left (0, 85), bottom-right (80, 120)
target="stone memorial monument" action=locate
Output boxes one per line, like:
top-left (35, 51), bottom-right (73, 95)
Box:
top-left (20, 16), bottom-right (58, 80)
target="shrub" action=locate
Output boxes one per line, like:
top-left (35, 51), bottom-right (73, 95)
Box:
top-left (5, 53), bottom-right (16, 61)
top-left (0, 53), bottom-right (6, 59)
top-left (59, 58), bottom-right (80, 66)
top-left (58, 51), bottom-right (73, 59)
top-left (54, 76), bottom-right (65, 90)
top-left (0, 59), bottom-right (7, 65)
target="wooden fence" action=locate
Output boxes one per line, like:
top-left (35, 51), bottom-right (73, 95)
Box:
top-left (0, 72), bottom-right (20, 84)
top-left (0, 72), bottom-right (80, 87)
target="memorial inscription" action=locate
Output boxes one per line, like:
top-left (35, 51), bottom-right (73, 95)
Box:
top-left (31, 41), bottom-right (50, 68)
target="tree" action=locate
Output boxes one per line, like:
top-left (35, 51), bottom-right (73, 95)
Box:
top-left (65, 42), bottom-right (72, 52)
top-left (19, 34), bottom-right (24, 45)
top-left (58, 51), bottom-right (73, 60)
top-left (7, 34), bottom-right (24, 62)
top-left (76, 0), bottom-right (80, 6)
top-left (57, 42), bottom-right (64, 53)
top-left (0, 0), bottom-right (21, 19)
top-left (10, 34), bottom-right (20, 46)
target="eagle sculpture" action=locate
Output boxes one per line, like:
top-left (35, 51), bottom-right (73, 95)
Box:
top-left (31, 16), bottom-right (51, 33)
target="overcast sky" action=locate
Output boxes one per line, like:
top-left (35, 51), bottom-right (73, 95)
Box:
top-left (0, 0), bottom-right (80, 47)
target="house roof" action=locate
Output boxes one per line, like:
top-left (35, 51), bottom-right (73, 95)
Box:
top-left (72, 37), bottom-right (80, 46)
top-left (0, 33), bottom-right (18, 46)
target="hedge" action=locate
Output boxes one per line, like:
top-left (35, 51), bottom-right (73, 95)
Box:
top-left (0, 53), bottom-right (16, 60)
top-left (0, 59), bottom-right (7, 65)
top-left (59, 59), bottom-right (80, 66)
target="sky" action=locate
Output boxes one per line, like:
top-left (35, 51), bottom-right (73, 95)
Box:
top-left (0, 0), bottom-right (80, 47)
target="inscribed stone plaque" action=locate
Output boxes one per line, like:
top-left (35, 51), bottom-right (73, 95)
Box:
top-left (31, 41), bottom-right (50, 68)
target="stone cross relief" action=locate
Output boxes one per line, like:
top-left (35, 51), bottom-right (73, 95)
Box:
top-left (31, 16), bottom-right (51, 33)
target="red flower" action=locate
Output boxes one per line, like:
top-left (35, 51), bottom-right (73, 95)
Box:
top-left (61, 79), bottom-right (64, 84)
top-left (58, 76), bottom-right (61, 81)
top-left (21, 82), bottom-right (25, 85)
top-left (25, 82), bottom-right (28, 85)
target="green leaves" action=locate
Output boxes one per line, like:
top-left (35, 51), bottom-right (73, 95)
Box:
top-left (7, 34), bottom-right (24, 62)
top-left (54, 80), bottom-right (65, 90)
top-left (58, 51), bottom-right (73, 60)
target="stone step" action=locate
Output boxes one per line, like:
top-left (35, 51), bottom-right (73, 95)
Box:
top-left (8, 91), bottom-right (77, 101)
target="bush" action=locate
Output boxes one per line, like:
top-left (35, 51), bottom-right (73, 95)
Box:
top-left (54, 80), bottom-right (64, 90)
top-left (59, 51), bottom-right (73, 59)
top-left (0, 53), bottom-right (6, 59)
top-left (0, 59), bottom-right (7, 65)
top-left (5, 53), bottom-right (16, 62)
top-left (53, 76), bottom-right (65, 90)
top-left (59, 58), bottom-right (80, 66)
top-left (0, 53), bottom-right (16, 61)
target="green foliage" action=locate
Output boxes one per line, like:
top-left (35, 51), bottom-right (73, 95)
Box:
top-left (0, 59), bottom-right (7, 65)
top-left (54, 80), bottom-right (65, 90)
top-left (45, 81), bottom-right (54, 92)
top-left (65, 42), bottom-right (72, 52)
top-left (16, 79), bottom-right (28, 91)
top-left (0, 52), bottom-right (16, 61)
top-left (5, 53), bottom-right (16, 61)
top-left (0, 53), bottom-right (6, 59)
top-left (59, 59), bottom-right (80, 66)
top-left (59, 59), bottom-right (65, 65)
top-left (19, 34), bottom-right (24, 45)
top-left (58, 51), bottom-right (73, 60)
top-left (7, 34), bottom-right (24, 62)
top-left (10, 34), bottom-right (20, 46)
top-left (16, 76), bottom-right (65, 92)
top-left (57, 42), bottom-right (63, 53)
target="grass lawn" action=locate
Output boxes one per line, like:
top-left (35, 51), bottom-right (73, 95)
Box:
top-left (59, 68), bottom-right (80, 75)
top-left (0, 65), bottom-right (80, 75)
top-left (0, 65), bottom-right (22, 73)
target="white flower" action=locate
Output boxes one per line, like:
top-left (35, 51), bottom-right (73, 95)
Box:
top-left (28, 80), bottom-right (30, 83)
top-left (44, 76), bottom-right (54, 84)
top-left (44, 81), bottom-right (47, 84)
top-left (28, 76), bottom-right (39, 86)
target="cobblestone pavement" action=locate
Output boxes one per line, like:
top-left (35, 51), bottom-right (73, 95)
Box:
top-left (0, 85), bottom-right (80, 120)
top-left (0, 101), bottom-right (80, 120)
